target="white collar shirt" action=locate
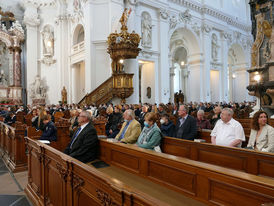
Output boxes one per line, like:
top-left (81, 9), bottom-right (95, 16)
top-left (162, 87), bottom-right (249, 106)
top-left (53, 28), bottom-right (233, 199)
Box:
top-left (211, 118), bottom-right (245, 147)
top-left (79, 122), bottom-right (89, 132)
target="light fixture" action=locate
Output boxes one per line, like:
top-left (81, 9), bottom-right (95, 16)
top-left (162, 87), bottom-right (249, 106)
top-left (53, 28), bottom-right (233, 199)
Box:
top-left (119, 59), bottom-right (124, 64)
top-left (254, 73), bottom-right (261, 83)
top-left (181, 61), bottom-right (185, 66)
top-left (232, 73), bottom-right (236, 79)
top-left (138, 60), bottom-right (145, 64)
top-left (47, 41), bottom-right (52, 47)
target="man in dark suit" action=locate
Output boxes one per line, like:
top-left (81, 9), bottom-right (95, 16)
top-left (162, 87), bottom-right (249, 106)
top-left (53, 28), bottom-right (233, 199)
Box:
top-left (64, 111), bottom-right (98, 163)
top-left (175, 105), bottom-right (197, 140)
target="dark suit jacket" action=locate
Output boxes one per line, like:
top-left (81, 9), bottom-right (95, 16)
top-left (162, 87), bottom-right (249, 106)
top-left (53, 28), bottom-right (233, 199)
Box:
top-left (175, 115), bottom-right (197, 140)
top-left (40, 121), bottom-right (57, 142)
top-left (64, 122), bottom-right (98, 163)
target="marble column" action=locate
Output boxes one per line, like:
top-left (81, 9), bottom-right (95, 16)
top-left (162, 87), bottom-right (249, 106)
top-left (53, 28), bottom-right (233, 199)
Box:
top-left (23, 1), bottom-right (40, 103)
top-left (169, 66), bottom-right (175, 103)
top-left (221, 33), bottom-right (229, 102)
top-left (125, 59), bottom-right (139, 103)
top-left (13, 48), bottom-right (22, 87)
top-left (201, 28), bottom-right (211, 102)
top-left (158, 9), bottom-right (170, 103)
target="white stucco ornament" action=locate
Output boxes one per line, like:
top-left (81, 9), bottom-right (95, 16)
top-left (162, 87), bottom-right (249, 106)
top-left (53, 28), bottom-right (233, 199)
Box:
top-left (29, 75), bottom-right (47, 99)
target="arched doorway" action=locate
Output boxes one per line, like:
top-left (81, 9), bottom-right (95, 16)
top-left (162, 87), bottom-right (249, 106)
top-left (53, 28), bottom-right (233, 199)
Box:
top-left (227, 43), bottom-right (248, 102)
top-left (169, 27), bottom-right (201, 103)
top-left (173, 47), bottom-right (188, 99)
top-left (71, 24), bottom-right (85, 103)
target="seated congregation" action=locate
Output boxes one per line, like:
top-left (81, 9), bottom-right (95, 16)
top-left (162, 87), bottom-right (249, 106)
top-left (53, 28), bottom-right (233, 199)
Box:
top-left (1, 102), bottom-right (274, 205)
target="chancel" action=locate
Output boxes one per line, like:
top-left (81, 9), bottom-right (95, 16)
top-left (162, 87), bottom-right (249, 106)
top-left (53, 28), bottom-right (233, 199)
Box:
top-left (0, 0), bottom-right (273, 206)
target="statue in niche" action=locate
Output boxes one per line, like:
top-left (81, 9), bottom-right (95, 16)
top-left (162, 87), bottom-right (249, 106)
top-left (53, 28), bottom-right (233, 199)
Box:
top-left (61, 86), bottom-right (67, 104)
top-left (0, 42), bottom-right (8, 86)
top-left (42, 26), bottom-right (54, 56)
top-left (30, 75), bottom-right (47, 99)
top-left (211, 34), bottom-right (219, 61)
top-left (141, 12), bottom-right (152, 48)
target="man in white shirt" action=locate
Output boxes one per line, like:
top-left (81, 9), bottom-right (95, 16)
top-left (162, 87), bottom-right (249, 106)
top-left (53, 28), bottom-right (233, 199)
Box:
top-left (211, 108), bottom-right (245, 147)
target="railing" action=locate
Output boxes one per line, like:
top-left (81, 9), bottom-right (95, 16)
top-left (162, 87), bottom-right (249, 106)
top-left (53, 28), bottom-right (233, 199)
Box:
top-left (72, 41), bottom-right (85, 55)
top-left (79, 73), bottom-right (134, 106)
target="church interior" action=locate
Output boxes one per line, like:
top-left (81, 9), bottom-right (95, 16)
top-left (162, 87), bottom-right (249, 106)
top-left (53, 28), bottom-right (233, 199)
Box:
top-left (0, 0), bottom-right (274, 205)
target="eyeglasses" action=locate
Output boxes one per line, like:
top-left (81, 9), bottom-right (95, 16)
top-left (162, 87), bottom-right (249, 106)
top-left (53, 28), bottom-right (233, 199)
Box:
top-left (79, 115), bottom-right (86, 118)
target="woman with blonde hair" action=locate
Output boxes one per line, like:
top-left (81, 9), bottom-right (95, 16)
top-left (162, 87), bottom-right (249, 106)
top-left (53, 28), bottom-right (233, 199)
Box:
top-left (247, 111), bottom-right (274, 153)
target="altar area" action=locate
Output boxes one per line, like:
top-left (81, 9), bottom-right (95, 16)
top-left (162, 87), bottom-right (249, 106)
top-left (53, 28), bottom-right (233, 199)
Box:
top-left (0, 9), bottom-right (24, 104)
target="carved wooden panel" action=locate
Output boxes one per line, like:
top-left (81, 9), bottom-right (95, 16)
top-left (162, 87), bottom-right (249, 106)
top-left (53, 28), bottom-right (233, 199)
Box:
top-left (257, 159), bottom-right (274, 178)
top-left (161, 142), bottom-right (191, 158)
top-left (148, 161), bottom-right (196, 195)
top-left (209, 180), bottom-right (274, 206)
top-left (197, 149), bottom-right (247, 171)
top-left (111, 150), bottom-right (139, 172)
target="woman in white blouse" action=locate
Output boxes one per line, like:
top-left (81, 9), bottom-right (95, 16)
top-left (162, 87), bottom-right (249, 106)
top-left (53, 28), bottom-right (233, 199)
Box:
top-left (247, 111), bottom-right (274, 153)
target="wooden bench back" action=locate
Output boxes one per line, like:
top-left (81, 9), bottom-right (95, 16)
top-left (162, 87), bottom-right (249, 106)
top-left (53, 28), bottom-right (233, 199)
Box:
top-left (99, 139), bottom-right (274, 206)
top-left (0, 121), bottom-right (27, 172)
top-left (25, 137), bottom-right (168, 206)
top-left (161, 136), bottom-right (274, 178)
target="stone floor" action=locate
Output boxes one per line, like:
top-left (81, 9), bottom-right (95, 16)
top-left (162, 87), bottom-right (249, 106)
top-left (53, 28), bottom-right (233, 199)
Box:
top-left (0, 157), bottom-right (32, 206)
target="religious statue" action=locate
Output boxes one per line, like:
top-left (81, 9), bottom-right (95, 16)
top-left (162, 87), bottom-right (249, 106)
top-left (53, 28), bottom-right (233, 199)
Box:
top-left (174, 90), bottom-right (184, 105)
top-left (141, 12), bottom-right (152, 48)
top-left (30, 75), bottom-right (47, 99)
top-left (119, 8), bottom-right (132, 29)
top-left (211, 34), bottom-right (219, 61)
top-left (42, 26), bottom-right (54, 56)
top-left (61, 86), bottom-right (67, 104)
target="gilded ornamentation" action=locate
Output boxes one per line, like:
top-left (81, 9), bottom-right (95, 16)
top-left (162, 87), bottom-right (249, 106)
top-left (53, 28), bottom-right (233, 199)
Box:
top-left (251, 13), bottom-right (264, 67)
top-left (96, 189), bottom-right (119, 206)
top-left (80, 11), bottom-right (137, 106)
top-left (107, 8), bottom-right (141, 74)
top-left (262, 20), bottom-right (272, 38)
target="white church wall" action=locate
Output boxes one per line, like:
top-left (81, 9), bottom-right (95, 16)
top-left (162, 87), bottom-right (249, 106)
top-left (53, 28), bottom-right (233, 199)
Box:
top-left (19, 0), bottom-right (253, 105)
top-left (141, 62), bottom-right (155, 104)
top-left (233, 69), bottom-right (249, 103)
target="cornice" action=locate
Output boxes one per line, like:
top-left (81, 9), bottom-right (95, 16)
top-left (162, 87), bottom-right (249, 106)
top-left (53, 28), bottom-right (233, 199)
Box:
top-left (168, 0), bottom-right (251, 33)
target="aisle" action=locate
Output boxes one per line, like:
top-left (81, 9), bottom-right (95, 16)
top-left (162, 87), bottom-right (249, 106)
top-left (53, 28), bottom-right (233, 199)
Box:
top-left (0, 157), bottom-right (31, 206)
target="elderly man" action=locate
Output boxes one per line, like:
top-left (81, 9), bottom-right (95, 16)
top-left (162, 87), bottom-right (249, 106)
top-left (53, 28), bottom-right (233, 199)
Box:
top-left (115, 109), bottom-right (141, 143)
top-left (175, 105), bottom-right (197, 140)
top-left (64, 110), bottom-right (98, 163)
top-left (196, 110), bottom-right (211, 130)
top-left (211, 108), bottom-right (245, 148)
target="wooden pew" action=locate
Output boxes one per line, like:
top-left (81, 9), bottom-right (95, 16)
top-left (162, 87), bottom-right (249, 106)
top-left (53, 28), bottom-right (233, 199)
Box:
top-left (0, 121), bottom-right (27, 172)
top-left (99, 139), bottom-right (274, 206)
top-left (161, 136), bottom-right (274, 178)
top-left (24, 137), bottom-right (168, 206)
top-left (93, 120), bottom-right (106, 136)
top-left (16, 111), bottom-right (25, 124)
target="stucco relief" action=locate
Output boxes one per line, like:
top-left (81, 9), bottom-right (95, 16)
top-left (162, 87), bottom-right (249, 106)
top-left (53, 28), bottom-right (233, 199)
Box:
top-left (211, 33), bottom-right (219, 61)
top-left (159, 9), bottom-right (169, 20)
top-left (41, 25), bottom-right (56, 65)
top-left (141, 12), bottom-right (152, 48)
top-left (29, 75), bottom-right (47, 99)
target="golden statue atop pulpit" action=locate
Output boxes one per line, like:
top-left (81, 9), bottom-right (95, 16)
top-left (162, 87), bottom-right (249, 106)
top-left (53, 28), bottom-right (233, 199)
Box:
top-left (119, 8), bottom-right (132, 31)
top-left (107, 8), bottom-right (141, 74)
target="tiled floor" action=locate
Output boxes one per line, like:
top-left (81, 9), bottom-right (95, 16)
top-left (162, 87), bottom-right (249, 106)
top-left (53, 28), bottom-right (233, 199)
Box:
top-left (0, 157), bottom-right (32, 206)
